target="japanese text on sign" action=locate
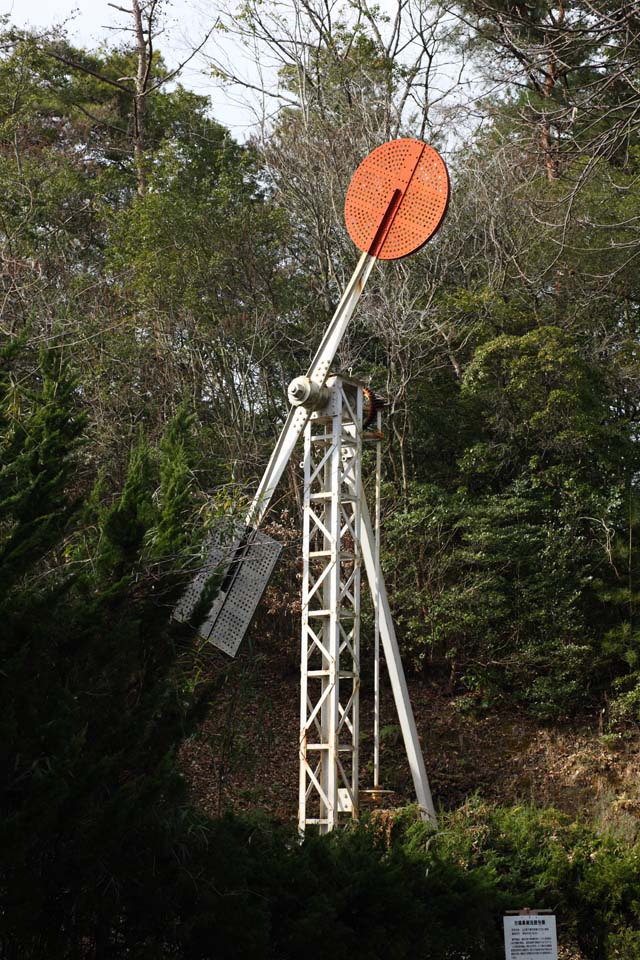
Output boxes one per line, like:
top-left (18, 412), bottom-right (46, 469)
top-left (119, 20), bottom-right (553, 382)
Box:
top-left (503, 914), bottom-right (558, 960)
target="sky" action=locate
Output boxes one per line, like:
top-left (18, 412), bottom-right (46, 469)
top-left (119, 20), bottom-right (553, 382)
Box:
top-left (4, 0), bottom-right (478, 148)
top-left (2, 0), bottom-right (261, 137)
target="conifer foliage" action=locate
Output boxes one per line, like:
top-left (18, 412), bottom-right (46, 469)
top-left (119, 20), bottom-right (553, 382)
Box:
top-left (0, 344), bottom-right (205, 955)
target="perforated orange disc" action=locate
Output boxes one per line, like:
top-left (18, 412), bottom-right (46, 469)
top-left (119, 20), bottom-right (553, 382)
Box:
top-left (344, 139), bottom-right (449, 260)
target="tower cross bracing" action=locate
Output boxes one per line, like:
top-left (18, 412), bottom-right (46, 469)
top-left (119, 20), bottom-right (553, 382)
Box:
top-left (299, 376), bottom-right (363, 832)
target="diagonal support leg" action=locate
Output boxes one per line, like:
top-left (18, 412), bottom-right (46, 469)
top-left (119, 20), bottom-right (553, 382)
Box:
top-left (358, 489), bottom-right (437, 826)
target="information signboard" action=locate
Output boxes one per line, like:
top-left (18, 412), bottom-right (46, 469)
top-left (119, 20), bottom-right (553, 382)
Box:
top-left (503, 914), bottom-right (558, 960)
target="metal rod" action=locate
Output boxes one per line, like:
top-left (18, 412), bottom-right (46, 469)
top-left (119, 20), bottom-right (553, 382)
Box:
top-left (358, 488), bottom-right (437, 826)
top-left (245, 251), bottom-right (376, 531)
top-left (298, 419), bottom-right (312, 834)
top-left (307, 250), bottom-right (375, 386)
top-left (373, 408), bottom-right (382, 789)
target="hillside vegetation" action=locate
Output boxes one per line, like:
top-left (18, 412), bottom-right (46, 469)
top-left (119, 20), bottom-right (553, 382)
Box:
top-left (1, 1), bottom-right (640, 956)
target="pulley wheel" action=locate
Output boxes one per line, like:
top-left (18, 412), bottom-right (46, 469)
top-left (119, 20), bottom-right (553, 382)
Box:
top-left (344, 139), bottom-right (449, 260)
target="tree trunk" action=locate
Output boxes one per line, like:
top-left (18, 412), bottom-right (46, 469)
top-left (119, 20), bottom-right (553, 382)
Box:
top-left (131, 0), bottom-right (151, 196)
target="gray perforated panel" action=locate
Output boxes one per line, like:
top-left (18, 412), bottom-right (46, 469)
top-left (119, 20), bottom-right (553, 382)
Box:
top-left (174, 524), bottom-right (282, 658)
top-left (173, 522), bottom-right (241, 624)
top-left (205, 530), bottom-right (282, 657)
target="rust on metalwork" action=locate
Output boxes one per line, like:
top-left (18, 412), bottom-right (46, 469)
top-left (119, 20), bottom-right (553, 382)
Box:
top-left (344, 139), bottom-right (449, 260)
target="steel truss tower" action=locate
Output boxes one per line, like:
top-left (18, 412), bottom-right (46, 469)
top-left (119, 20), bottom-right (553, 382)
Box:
top-left (297, 374), bottom-right (437, 833)
top-left (299, 376), bottom-right (363, 832)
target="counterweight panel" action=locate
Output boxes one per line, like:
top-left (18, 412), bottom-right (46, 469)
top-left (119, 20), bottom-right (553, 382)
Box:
top-left (174, 525), bottom-right (281, 657)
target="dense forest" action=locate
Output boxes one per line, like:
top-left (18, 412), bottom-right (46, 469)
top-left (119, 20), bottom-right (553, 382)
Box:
top-left (2, 0), bottom-right (640, 956)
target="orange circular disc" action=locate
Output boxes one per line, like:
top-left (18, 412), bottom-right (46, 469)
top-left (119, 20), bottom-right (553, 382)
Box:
top-left (344, 139), bottom-right (449, 260)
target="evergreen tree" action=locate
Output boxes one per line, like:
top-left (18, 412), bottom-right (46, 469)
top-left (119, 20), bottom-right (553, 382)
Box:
top-left (0, 349), bottom-right (207, 955)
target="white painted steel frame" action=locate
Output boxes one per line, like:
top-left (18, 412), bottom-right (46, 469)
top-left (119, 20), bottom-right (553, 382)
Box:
top-left (373, 408), bottom-right (382, 789)
top-left (245, 251), bottom-right (375, 530)
top-left (298, 377), bottom-right (436, 832)
top-left (299, 378), bottom-right (363, 833)
top-left (356, 488), bottom-right (437, 826)
top-left (177, 215), bottom-right (437, 827)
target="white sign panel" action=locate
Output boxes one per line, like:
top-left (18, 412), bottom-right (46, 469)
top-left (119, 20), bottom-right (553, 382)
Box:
top-left (504, 915), bottom-right (558, 960)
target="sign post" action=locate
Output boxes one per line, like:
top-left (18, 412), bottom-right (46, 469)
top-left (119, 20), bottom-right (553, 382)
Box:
top-left (503, 911), bottom-right (558, 960)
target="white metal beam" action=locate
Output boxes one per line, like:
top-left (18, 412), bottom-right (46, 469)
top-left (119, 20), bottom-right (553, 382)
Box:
top-left (357, 490), bottom-right (438, 826)
top-left (245, 251), bottom-right (375, 530)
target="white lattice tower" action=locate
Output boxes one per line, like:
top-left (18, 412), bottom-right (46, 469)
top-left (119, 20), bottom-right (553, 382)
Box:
top-left (298, 376), bottom-right (363, 833)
